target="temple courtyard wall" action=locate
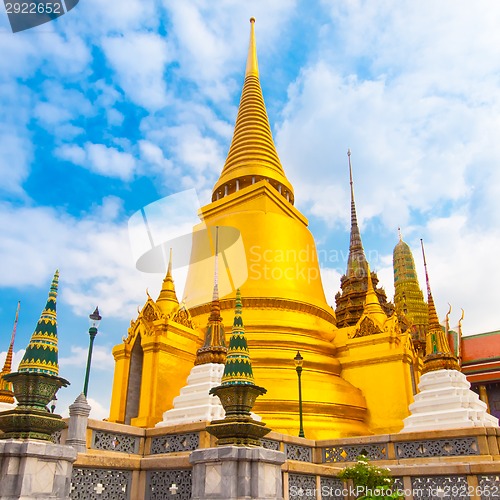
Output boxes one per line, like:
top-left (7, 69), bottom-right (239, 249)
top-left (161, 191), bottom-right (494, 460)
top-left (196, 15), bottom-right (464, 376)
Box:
top-left (59, 418), bottom-right (500, 499)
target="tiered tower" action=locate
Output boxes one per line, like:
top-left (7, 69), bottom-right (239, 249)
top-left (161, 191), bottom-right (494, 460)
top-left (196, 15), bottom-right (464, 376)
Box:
top-left (173, 19), bottom-right (370, 438)
top-left (393, 231), bottom-right (428, 352)
top-left (335, 150), bottom-right (393, 326)
top-left (0, 301), bottom-right (20, 409)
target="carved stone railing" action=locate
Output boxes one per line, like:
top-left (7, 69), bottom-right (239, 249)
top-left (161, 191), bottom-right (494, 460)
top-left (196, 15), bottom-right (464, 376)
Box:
top-left (323, 442), bottom-right (388, 462)
top-left (145, 469), bottom-right (192, 500)
top-left (285, 443), bottom-right (313, 462)
top-left (149, 432), bottom-right (199, 455)
top-left (91, 429), bottom-right (141, 454)
top-left (68, 419), bottom-right (500, 500)
top-left (394, 437), bottom-right (479, 458)
top-left (71, 468), bottom-right (132, 499)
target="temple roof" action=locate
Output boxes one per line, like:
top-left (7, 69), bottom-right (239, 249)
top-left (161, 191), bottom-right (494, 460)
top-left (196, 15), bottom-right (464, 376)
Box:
top-left (212, 18), bottom-right (294, 204)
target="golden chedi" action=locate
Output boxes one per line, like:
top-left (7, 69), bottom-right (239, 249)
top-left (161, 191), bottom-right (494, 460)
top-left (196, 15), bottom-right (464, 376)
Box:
top-left (109, 18), bottom-right (421, 438)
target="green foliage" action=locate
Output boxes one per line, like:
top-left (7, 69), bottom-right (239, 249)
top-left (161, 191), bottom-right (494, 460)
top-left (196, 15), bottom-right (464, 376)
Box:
top-left (337, 455), bottom-right (403, 500)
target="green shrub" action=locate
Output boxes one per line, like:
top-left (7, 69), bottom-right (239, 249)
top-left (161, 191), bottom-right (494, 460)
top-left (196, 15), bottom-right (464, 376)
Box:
top-left (337, 455), bottom-right (403, 499)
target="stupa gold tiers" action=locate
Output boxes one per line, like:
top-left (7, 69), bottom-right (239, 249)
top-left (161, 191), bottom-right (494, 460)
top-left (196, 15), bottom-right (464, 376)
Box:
top-left (109, 19), bottom-right (430, 438)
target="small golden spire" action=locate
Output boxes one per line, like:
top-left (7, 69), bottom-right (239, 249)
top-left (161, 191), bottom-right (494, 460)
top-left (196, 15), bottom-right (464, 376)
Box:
top-left (420, 239), bottom-right (459, 373)
top-left (398, 227), bottom-right (402, 241)
top-left (195, 226), bottom-right (227, 365)
top-left (362, 264), bottom-right (387, 324)
top-left (0, 301), bottom-right (20, 404)
top-left (246, 17), bottom-right (259, 78)
top-left (156, 248), bottom-right (179, 315)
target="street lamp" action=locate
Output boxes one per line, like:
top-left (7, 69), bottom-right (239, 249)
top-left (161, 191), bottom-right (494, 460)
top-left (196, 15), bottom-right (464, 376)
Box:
top-left (294, 351), bottom-right (305, 438)
top-left (83, 306), bottom-right (102, 397)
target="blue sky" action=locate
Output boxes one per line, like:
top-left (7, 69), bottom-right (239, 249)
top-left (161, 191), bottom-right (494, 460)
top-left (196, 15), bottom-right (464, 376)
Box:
top-left (1, 1), bottom-right (500, 418)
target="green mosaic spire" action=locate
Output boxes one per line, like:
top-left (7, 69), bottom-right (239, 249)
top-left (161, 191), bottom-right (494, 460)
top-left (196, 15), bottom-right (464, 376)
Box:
top-left (18, 270), bottom-right (60, 376)
top-left (221, 289), bottom-right (255, 386)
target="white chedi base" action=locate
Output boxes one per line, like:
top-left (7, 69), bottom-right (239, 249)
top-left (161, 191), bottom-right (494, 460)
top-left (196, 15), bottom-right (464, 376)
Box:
top-left (156, 363), bottom-right (226, 426)
top-left (0, 401), bottom-right (16, 412)
top-left (401, 369), bottom-right (498, 432)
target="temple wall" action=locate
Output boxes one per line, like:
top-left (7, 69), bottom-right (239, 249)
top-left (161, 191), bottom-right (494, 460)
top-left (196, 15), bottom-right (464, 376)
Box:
top-left (60, 418), bottom-right (500, 499)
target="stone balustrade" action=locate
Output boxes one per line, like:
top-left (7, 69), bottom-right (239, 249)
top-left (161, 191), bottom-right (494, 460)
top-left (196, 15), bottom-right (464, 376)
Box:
top-left (58, 419), bottom-right (500, 499)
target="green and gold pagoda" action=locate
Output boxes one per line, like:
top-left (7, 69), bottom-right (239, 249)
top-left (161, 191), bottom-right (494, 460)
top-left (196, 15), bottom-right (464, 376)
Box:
top-left (208, 289), bottom-right (270, 446)
top-left (393, 231), bottom-right (429, 353)
top-left (0, 271), bottom-right (70, 441)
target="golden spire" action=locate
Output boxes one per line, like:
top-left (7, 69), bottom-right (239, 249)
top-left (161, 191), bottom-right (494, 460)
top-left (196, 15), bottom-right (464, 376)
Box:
top-left (0, 301), bottom-right (20, 404)
top-left (246, 17), bottom-right (259, 77)
top-left (420, 239), bottom-right (459, 373)
top-left (212, 17), bottom-right (294, 204)
top-left (194, 227), bottom-right (227, 365)
top-left (156, 248), bottom-right (179, 315)
top-left (363, 265), bottom-right (388, 324)
top-left (346, 149), bottom-right (368, 279)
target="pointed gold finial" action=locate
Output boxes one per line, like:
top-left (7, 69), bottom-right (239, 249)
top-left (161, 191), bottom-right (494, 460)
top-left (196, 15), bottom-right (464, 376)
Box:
top-left (362, 263), bottom-right (387, 323)
top-left (194, 226), bottom-right (227, 365)
top-left (167, 247), bottom-right (173, 277)
top-left (156, 248), bottom-right (179, 315)
top-left (445, 303), bottom-right (452, 335)
top-left (398, 227), bottom-right (402, 241)
top-left (246, 17), bottom-right (259, 77)
top-left (212, 17), bottom-right (294, 204)
top-left (458, 308), bottom-right (464, 333)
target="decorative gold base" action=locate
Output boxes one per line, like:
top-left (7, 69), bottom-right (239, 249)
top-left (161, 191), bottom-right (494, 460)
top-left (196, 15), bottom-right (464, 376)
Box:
top-left (206, 416), bottom-right (271, 446)
top-left (0, 408), bottom-right (67, 441)
top-left (194, 347), bottom-right (227, 365)
top-left (423, 354), bottom-right (460, 374)
top-left (210, 384), bottom-right (267, 416)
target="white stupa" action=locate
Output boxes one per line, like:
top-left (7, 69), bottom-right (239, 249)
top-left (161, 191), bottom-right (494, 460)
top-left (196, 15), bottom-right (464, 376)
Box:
top-left (401, 243), bottom-right (498, 432)
top-left (157, 231), bottom-right (227, 427)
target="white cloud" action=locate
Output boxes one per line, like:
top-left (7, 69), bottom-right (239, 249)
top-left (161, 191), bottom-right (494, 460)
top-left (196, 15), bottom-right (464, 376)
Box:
top-left (86, 143), bottom-right (136, 180)
top-left (102, 33), bottom-right (172, 111)
top-left (0, 131), bottom-right (32, 196)
top-left (57, 142), bottom-right (137, 181)
top-left (59, 345), bottom-right (114, 370)
top-left (0, 201), bottom-right (153, 320)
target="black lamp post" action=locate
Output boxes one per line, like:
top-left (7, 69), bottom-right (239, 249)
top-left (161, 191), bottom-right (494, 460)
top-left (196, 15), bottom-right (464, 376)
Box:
top-left (294, 351), bottom-right (305, 438)
top-left (83, 306), bottom-right (101, 397)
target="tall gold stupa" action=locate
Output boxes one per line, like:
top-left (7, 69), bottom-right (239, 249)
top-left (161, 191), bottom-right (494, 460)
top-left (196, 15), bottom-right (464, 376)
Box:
top-left (109, 18), bottom-right (419, 438)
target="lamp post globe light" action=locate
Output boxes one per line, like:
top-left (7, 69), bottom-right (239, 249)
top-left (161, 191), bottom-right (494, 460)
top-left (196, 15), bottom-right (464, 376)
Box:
top-left (294, 350), bottom-right (305, 438)
top-left (83, 306), bottom-right (102, 398)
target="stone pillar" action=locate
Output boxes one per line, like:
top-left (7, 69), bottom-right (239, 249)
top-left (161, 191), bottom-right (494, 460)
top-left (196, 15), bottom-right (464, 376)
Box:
top-left (479, 384), bottom-right (491, 412)
top-left (0, 439), bottom-right (77, 499)
top-left (66, 393), bottom-right (91, 453)
top-left (190, 445), bottom-right (285, 500)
